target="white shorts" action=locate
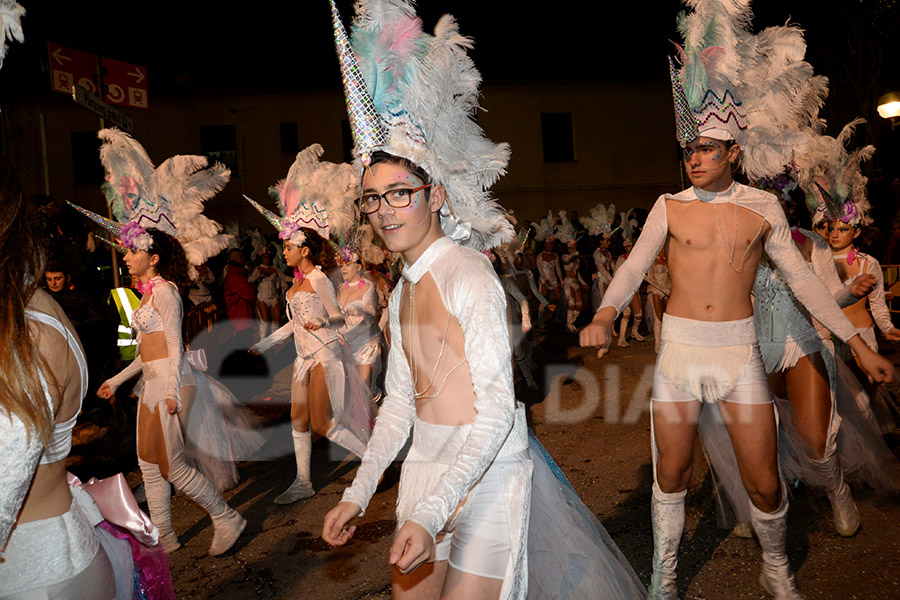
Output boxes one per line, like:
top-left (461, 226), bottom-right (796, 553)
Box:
top-left (653, 314), bottom-right (772, 405)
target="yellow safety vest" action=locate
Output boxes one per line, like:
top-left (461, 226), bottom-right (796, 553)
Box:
top-left (109, 287), bottom-right (140, 361)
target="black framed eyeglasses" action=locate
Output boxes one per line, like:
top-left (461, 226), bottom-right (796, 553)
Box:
top-left (358, 184), bottom-right (432, 215)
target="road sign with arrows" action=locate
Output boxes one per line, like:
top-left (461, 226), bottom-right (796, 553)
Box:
top-left (47, 42), bottom-right (149, 110)
top-left (48, 42), bottom-right (99, 96)
top-left (101, 57), bottom-right (148, 109)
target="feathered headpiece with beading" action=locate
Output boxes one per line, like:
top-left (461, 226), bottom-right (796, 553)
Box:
top-left (795, 118), bottom-right (874, 228)
top-left (669, 0), bottom-right (827, 180)
top-left (580, 203), bottom-right (615, 238)
top-left (68, 129), bottom-right (232, 267)
top-left (330, 0), bottom-right (513, 251)
top-left (246, 144), bottom-right (350, 248)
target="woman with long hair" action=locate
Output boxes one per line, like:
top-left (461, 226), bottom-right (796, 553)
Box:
top-left (0, 158), bottom-right (118, 597)
top-left (97, 228), bottom-right (246, 555)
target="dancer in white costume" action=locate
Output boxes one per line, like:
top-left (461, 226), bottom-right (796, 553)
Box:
top-left (249, 242), bottom-right (292, 341)
top-left (613, 231), bottom-right (645, 347)
top-left (581, 2), bottom-right (893, 598)
top-left (73, 129), bottom-right (252, 557)
top-left (557, 214), bottom-right (588, 333)
top-left (248, 145), bottom-right (375, 504)
top-left (580, 203), bottom-right (616, 311)
top-left (323, 2), bottom-right (644, 598)
top-left (534, 213), bottom-right (563, 326)
top-left (0, 154), bottom-right (119, 599)
top-left (336, 241), bottom-right (385, 392)
top-left (644, 252), bottom-right (670, 353)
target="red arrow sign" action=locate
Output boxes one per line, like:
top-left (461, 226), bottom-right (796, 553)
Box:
top-left (47, 42), bottom-right (98, 95)
top-left (102, 57), bottom-right (149, 110)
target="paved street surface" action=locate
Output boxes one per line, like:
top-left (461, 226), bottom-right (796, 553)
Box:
top-left (70, 329), bottom-right (900, 599)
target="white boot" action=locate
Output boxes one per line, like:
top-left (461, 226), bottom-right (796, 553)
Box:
top-left (275, 429), bottom-right (315, 504)
top-left (167, 459), bottom-right (246, 556)
top-left (258, 320), bottom-right (269, 343)
top-left (139, 458), bottom-right (180, 553)
top-left (812, 452), bottom-right (860, 536)
top-left (566, 309), bottom-right (578, 333)
top-left (648, 482), bottom-right (685, 599)
top-left (618, 310), bottom-right (630, 347)
top-left (632, 314), bottom-right (645, 341)
top-left (750, 484), bottom-right (804, 599)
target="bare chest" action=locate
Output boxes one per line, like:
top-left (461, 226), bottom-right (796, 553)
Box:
top-left (667, 200), bottom-right (766, 255)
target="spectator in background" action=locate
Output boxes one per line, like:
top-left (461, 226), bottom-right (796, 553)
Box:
top-left (44, 260), bottom-right (108, 407)
top-left (223, 248), bottom-right (257, 349)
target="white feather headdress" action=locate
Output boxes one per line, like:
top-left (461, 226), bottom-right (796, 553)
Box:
top-left (0, 1), bottom-right (24, 70)
top-left (68, 128), bottom-right (232, 268)
top-left (580, 203), bottom-right (615, 238)
top-left (670, 0), bottom-right (827, 180)
top-left (795, 118), bottom-right (874, 228)
top-left (330, 0), bottom-right (513, 251)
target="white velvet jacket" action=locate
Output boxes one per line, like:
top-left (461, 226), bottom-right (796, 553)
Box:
top-left (341, 236), bottom-right (526, 537)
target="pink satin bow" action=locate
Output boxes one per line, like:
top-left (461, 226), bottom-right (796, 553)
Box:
top-left (185, 349), bottom-right (208, 372)
top-left (67, 472), bottom-right (159, 546)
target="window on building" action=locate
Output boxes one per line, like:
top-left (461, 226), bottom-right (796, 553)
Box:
top-left (200, 125), bottom-right (238, 172)
top-left (541, 112), bottom-right (575, 163)
top-left (71, 131), bottom-right (104, 185)
top-left (280, 122), bottom-right (299, 155)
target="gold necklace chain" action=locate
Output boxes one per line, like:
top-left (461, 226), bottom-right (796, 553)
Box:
top-left (407, 281), bottom-right (466, 401)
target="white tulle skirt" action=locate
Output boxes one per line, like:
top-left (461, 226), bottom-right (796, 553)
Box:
top-left (140, 359), bottom-right (264, 492)
top-left (527, 431), bottom-right (646, 599)
top-left (293, 340), bottom-right (377, 458)
top-left (698, 344), bottom-right (899, 527)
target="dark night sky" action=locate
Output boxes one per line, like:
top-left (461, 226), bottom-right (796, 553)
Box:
top-left (3, 1), bottom-right (900, 137)
top-left (10, 2), bottom-right (895, 89)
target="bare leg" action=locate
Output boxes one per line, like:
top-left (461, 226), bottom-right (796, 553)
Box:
top-left (138, 403), bottom-right (169, 478)
top-left (717, 400), bottom-right (781, 512)
top-left (290, 374), bottom-right (311, 433)
top-left (392, 560), bottom-right (447, 600)
top-left (652, 400), bottom-right (702, 492)
top-left (785, 353), bottom-right (859, 535)
top-left (441, 566), bottom-right (503, 600)
top-left (784, 353), bottom-right (831, 459)
top-left (308, 363), bottom-right (333, 437)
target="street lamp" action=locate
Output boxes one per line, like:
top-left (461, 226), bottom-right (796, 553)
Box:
top-left (878, 92), bottom-right (900, 129)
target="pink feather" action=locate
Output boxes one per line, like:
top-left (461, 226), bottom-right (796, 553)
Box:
top-left (383, 16), bottom-right (423, 57)
top-left (700, 46), bottom-right (725, 73)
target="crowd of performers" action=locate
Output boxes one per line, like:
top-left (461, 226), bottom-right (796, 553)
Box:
top-left (3, 1), bottom-right (900, 600)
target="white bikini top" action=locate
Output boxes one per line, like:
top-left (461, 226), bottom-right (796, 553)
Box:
top-left (25, 310), bottom-right (88, 465)
top-left (133, 300), bottom-right (164, 334)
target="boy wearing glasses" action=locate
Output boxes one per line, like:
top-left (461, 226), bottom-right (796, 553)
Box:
top-left (319, 0), bottom-right (535, 597)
